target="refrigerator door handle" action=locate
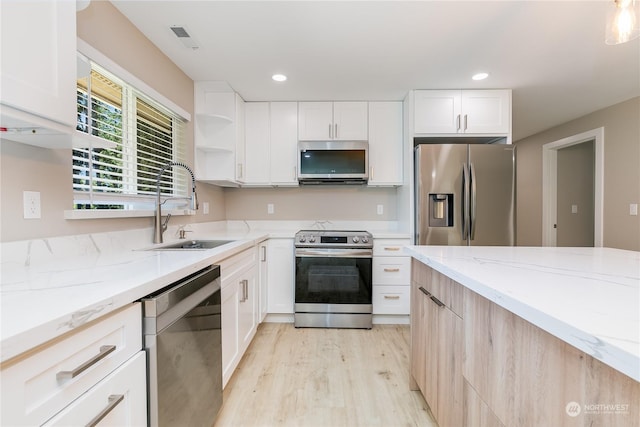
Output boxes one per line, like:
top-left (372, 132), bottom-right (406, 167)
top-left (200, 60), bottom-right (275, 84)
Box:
top-left (470, 162), bottom-right (477, 240)
top-left (462, 163), bottom-right (470, 240)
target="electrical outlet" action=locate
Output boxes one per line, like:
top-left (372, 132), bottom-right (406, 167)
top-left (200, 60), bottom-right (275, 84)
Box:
top-left (571, 204), bottom-right (578, 214)
top-left (377, 204), bottom-right (384, 215)
top-left (203, 202), bottom-right (210, 215)
top-left (23, 191), bottom-right (41, 219)
top-left (267, 203), bottom-right (275, 215)
top-left (631, 203), bottom-right (638, 216)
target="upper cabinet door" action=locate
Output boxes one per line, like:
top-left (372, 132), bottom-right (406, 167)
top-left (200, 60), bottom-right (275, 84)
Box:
top-left (333, 102), bottom-right (368, 141)
top-left (461, 90), bottom-right (511, 134)
top-left (298, 101), bottom-right (368, 141)
top-left (244, 102), bottom-right (271, 185)
top-left (0, 0), bottom-right (76, 127)
top-left (414, 90), bottom-right (511, 136)
top-left (298, 102), bottom-right (333, 140)
top-left (270, 102), bottom-right (299, 186)
top-left (368, 101), bottom-right (403, 186)
top-left (414, 90), bottom-right (462, 134)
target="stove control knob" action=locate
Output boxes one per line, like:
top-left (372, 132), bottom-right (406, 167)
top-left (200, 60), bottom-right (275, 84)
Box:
top-left (361, 236), bottom-right (369, 244)
top-left (309, 236), bottom-right (316, 243)
top-left (352, 236), bottom-right (360, 243)
top-left (299, 235), bottom-right (306, 243)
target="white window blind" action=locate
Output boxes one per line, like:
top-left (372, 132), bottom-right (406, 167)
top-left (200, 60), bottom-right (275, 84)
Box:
top-left (73, 63), bottom-right (188, 210)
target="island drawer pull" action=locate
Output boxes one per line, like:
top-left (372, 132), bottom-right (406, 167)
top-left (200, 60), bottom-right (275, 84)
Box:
top-left (57, 345), bottom-right (116, 381)
top-left (430, 295), bottom-right (445, 308)
top-left (384, 295), bottom-right (400, 300)
top-left (418, 287), bottom-right (430, 297)
top-left (86, 394), bottom-right (124, 427)
top-left (383, 268), bottom-right (400, 272)
top-left (384, 247), bottom-right (401, 251)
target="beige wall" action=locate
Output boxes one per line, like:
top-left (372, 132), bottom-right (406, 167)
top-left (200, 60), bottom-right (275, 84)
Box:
top-left (515, 97), bottom-right (640, 251)
top-left (0, 1), bottom-right (225, 242)
top-left (224, 187), bottom-right (398, 221)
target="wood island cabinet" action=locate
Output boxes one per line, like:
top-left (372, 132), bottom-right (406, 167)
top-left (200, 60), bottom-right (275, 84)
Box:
top-left (411, 259), bottom-right (639, 427)
top-left (410, 260), bottom-right (463, 427)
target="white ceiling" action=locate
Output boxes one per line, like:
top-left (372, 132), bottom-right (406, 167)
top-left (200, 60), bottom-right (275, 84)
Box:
top-left (111, 0), bottom-right (639, 141)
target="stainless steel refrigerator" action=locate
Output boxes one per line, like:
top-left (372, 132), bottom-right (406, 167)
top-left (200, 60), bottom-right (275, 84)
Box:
top-left (414, 144), bottom-right (515, 246)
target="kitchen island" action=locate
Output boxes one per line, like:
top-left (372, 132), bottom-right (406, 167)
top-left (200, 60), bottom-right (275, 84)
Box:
top-left (405, 245), bottom-right (639, 427)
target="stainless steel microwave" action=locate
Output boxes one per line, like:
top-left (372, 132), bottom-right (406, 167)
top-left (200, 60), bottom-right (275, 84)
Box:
top-left (297, 141), bottom-right (369, 184)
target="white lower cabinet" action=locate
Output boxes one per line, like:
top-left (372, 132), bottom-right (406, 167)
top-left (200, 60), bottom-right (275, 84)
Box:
top-left (266, 238), bottom-right (295, 315)
top-left (43, 352), bottom-right (147, 427)
top-left (0, 303), bottom-right (144, 426)
top-left (220, 247), bottom-right (259, 386)
top-left (372, 239), bottom-right (411, 316)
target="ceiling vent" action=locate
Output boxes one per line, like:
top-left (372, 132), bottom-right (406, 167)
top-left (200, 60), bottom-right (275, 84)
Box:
top-left (170, 26), bottom-right (199, 50)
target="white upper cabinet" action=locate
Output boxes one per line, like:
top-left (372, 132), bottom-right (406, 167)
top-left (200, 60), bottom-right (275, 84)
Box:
top-left (194, 82), bottom-right (245, 186)
top-left (269, 102), bottom-right (298, 186)
top-left (298, 101), bottom-right (367, 141)
top-left (368, 101), bottom-right (403, 186)
top-left (414, 90), bottom-right (511, 136)
top-left (244, 102), bottom-right (271, 184)
top-left (243, 101), bottom-right (298, 186)
top-left (0, 0), bottom-right (85, 148)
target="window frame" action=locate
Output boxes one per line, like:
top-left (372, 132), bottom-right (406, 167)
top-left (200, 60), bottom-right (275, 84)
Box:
top-left (67, 39), bottom-right (192, 220)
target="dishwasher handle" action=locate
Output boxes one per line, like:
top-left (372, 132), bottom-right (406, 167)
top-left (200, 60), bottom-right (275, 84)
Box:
top-left (142, 265), bottom-right (221, 334)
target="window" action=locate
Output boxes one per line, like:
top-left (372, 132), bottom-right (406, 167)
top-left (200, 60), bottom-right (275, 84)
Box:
top-left (73, 62), bottom-right (188, 210)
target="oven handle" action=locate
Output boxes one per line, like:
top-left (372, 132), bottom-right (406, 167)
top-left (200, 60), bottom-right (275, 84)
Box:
top-left (295, 248), bottom-right (373, 258)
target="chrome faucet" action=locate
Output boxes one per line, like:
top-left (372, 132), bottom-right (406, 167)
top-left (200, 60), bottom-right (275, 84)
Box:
top-left (154, 161), bottom-right (198, 244)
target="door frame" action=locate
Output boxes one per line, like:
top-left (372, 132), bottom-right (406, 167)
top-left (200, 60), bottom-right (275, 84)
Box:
top-left (542, 127), bottom-right (604, 246)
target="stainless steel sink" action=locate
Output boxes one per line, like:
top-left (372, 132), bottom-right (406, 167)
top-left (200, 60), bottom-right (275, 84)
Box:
top-left (150, 240), bottom-right (234, 250)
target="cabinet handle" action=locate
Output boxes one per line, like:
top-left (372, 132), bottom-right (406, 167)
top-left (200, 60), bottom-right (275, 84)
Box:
top-left (463, 114), bottom-right (468, 131)
top-left (293, 166), bottom-right (297, 181)
top-left (456, 114), bottom-right (461, 131)
top-left (57, 345), bottom-right (116, 381)
top-left (239, 279), bottom-right (249, 302)
top-left (261, 246), bottom-right (267, 262)
top-left (370, 167), bottom-right (374, 180)
top-left (383, 268), bottom-right (400, 272)
top-left (384, 247), bottom-right (400, 251)
top-left (384, 295), bottom-right (400, 300)
top-left (335, 123), bottom-right (338, 139)
top-left (85, 394), bottom-right (124, 427)
top-left (430, 295), bottom-right (445, 308)
top-left (237, 163), bottom-right (243, 180)
top-left (418, 286), bottom-right (430, 297)
top-left (329, 123), bottom-right (332, 139)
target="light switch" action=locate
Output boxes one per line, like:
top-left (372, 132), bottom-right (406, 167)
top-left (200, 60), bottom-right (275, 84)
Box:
top-left (267, 203), bottom-right (275, 215)
top-left (202, 202), bottom-right (210, 215)
top-left (631, 203), bottom-right (638, 216)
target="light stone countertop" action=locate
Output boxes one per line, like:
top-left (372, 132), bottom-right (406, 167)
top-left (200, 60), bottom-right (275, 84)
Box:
top-left (404, 245), bottom-right (640, 382)
top-left (0, 220), bottom-right (409, 364)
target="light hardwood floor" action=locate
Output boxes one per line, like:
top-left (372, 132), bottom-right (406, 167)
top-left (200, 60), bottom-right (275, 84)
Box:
top-left (214, 323), bottom-right (436, 427)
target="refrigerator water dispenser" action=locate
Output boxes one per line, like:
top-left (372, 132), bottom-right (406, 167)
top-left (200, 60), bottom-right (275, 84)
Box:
top-left (429, 194), bottom-right (454, 227)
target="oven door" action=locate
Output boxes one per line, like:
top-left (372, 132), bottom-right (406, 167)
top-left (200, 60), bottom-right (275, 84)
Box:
top-left (294, 248), bottom-right (373, 306)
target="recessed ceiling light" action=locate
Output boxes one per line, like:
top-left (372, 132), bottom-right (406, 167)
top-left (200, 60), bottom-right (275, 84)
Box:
top-left (272, 74), bottom-right (287, 82)
top-left (472, 72), bottom-right (489, 81)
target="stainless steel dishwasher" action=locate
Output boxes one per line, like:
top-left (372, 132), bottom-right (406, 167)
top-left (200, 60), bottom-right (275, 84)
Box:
top-left (142, 265), bottom-right (222, 427)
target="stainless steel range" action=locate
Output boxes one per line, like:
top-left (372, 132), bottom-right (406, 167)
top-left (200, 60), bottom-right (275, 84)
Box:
top-left (294, 230), bottom-right (373, 329)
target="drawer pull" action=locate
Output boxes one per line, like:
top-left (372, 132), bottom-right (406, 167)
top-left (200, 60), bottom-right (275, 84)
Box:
top-left (384, 247), bottom-right (401, 251)
top-left (430, 295), bottom-right (445, 308)
top-left (418, 286), bottom-right (430, 297)
top-left (57, 345), bottom-right (116, 381)
top-left (86, 394), bottom-right (124, 427)
top-left (384, 295), bottom-right (400, 300)
top-left (383, 268), bottom-right (400, 272)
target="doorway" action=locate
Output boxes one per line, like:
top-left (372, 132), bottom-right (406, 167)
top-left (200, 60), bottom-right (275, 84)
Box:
top-left (542, 128), bottom-right (604, 247)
